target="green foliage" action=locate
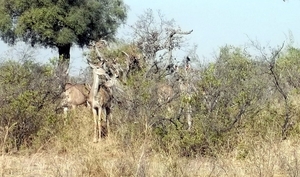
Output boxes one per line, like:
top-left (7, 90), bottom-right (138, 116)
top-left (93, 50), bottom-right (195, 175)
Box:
top-left (277, 46), bottom-right (300, 90)
top-left (197, 46), bottom-right (264, 131)
top-left (82, 42), bottom-right (300, 158)
top-left (0, 0), bottom-right (127, 48)
top-left (148, 45), bottom-right (285, 156)
top-left (153, 120), bottom-right (208, 157)
top-left (0, 59), bottom-right (63, 151)
top-left (4, 36), bottom-right (300, 160)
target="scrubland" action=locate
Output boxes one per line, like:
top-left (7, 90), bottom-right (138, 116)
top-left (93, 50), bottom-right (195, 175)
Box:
top-left (2, 42), bottom-right (300, 177)
top-left (1, 107), bottom-right (300, 177)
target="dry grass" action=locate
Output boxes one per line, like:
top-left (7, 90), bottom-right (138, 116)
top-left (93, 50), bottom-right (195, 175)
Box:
top-left (1, 139), bottom-right (300, 176)
top-left (1, 108), bottom-right (300, 177)
top-left (2, 139), bottom-right (300, 177)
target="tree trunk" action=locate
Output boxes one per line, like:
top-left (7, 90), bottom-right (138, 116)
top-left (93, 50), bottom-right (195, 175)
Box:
top-left (58, 43), bottom-right (71, 72)
top-left (57, 43), bottom-right (71, 90)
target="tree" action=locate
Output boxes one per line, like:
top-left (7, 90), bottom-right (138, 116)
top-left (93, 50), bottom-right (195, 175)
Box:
top-left (0, 0), bottom-right (127, 81)
top-left (130, 9), bottom-right (193, 73)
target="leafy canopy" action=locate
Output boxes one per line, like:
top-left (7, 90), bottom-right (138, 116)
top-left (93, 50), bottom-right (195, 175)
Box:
top-left (0, 0), bottom-right (127, 48)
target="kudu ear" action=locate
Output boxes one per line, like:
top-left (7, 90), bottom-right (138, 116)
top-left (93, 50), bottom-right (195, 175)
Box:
top-left (65, 83), bottom-right (73, 90)
top-left (88, 61), bottom-right (97, 69)
top-left (104, 76), bottom-right (118, 88)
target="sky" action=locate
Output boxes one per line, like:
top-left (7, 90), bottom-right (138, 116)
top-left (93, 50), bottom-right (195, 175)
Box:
top-left (0, 0), bottom-right (299, 75)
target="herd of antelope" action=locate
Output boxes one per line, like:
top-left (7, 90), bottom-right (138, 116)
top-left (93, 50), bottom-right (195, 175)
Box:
top-left (60, 40), bottom-right (196, 142)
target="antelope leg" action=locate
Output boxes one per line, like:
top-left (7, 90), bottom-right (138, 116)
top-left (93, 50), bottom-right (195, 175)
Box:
top-left (93, 108), bottom-right (98, 143)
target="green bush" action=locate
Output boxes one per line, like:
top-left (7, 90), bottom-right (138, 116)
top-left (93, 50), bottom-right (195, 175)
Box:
top-left (0, 59), bottom-right (64, 151)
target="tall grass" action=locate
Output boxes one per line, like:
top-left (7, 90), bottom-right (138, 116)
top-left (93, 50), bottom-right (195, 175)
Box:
top-left (1, 107), bottom-right (300, 177)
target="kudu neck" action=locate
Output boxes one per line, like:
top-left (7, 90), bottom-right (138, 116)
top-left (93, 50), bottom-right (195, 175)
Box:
top-left (91, 70), bottom-right (100, 98)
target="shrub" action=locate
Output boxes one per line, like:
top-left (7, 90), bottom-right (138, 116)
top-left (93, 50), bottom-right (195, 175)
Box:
top-left (0, 59), bottom-right (64, 151)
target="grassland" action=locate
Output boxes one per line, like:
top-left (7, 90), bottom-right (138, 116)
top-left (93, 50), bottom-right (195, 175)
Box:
top-left (1, 107), bottom-right (300, 177)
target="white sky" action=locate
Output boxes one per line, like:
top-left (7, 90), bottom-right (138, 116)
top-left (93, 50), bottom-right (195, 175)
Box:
top-left (0, 0), bottom-right (299, 75)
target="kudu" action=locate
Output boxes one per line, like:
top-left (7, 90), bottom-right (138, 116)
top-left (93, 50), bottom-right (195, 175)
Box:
top-left (156, 57), bottom-right (195, 130)
top-left (88, 61), bottom-right (121, 142)
top-left (87, 41), bottom-right (121, 143)
top-left (61, 83), bottom-right (90, 113)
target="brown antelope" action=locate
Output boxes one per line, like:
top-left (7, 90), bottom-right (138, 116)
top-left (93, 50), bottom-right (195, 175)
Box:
top-left (61, 83), bottom-right (90, 113)
top-left (157, 83), bottom-right (174, 104)
top-left (156, 57), bottom-right (195, 131)
top-left (87, 60), bottom-right (119, 142)
top-left (87, 40), bottom-right (123, 142)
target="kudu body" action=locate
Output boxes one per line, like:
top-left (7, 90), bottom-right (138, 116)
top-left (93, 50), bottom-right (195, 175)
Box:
top-left (61, 83), bottom-right (90, 113)
top-left (157, 80), bottom-right (193, 130)
top-left (157, 83), bottom-right (174, 103)
top-left (156, 57), bottom-right (195, 130)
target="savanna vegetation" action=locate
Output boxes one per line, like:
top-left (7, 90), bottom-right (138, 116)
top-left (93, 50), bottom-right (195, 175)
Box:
top-left (0, 1), bottom-right (300, 176)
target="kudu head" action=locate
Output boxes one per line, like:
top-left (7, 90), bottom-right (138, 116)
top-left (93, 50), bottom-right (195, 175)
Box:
top-left (87, 40), bottom-right (123, 94)
top-left (88, 61), bottom-right (119, 88)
